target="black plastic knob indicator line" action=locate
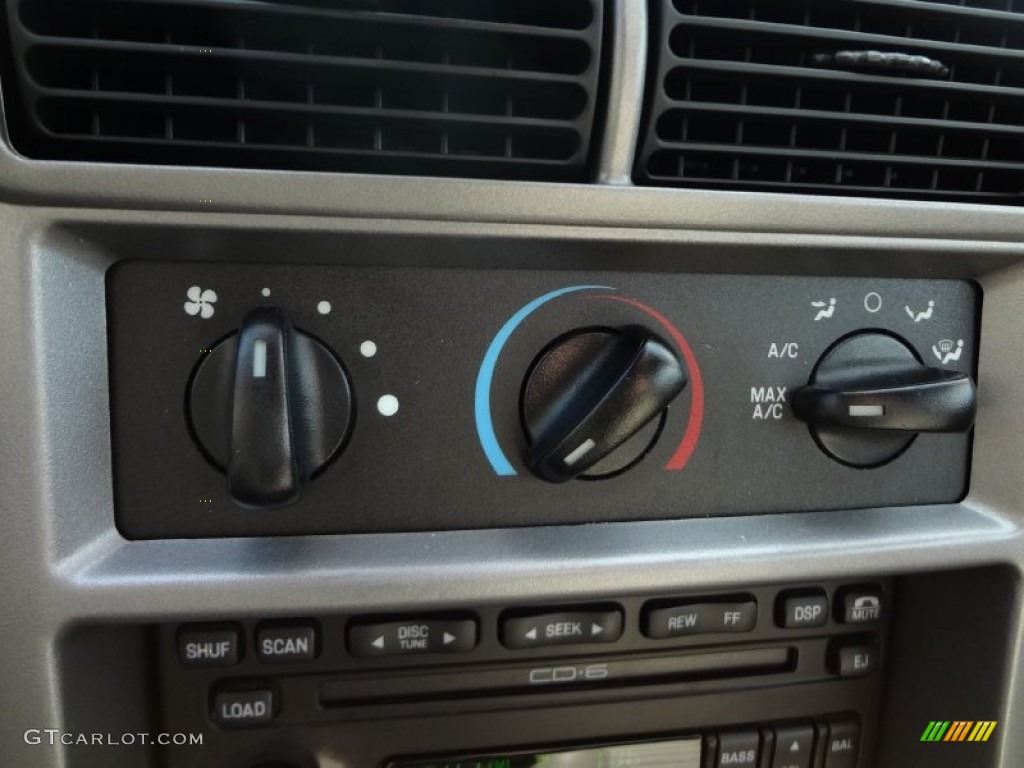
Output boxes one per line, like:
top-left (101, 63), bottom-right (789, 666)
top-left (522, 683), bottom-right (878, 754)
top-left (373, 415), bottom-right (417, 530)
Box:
top-left (189, 306), bottom-right (353, 509)
top-left (792, 332), bottom-right (977, 467)
top-left (792, 367), bottom-right (976, 433)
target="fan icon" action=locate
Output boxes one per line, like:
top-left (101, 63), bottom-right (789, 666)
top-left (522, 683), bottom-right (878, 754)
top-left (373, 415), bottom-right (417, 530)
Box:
top-left (184, 286), bottom-right (218, 319)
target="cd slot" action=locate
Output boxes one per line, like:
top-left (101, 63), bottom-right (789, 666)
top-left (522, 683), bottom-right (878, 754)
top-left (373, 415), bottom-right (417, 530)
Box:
top-left (320, 646), bottom-right (795, 707)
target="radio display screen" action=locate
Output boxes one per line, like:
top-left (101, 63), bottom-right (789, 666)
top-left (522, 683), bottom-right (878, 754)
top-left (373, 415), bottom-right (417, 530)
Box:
top-left (388, 736), bottom-right (702, 768)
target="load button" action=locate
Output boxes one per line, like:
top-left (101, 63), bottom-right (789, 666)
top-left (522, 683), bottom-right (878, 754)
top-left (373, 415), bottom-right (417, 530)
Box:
top-left (212, 687), bottom-right (275, 728)
top-left (502, 609), bottom-right (623, 649)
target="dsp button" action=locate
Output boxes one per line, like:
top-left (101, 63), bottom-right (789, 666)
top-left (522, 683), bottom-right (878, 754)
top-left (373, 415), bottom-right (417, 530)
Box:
top-left (349, 617), bottom-right (477, 658)
top-left (256, 622), bottom-right (318, 664)
top-left (777, 591), bottom-right (828, 629)
top-left (644, 599), bottom-right (756, 639)
top-left (177, 623), bottom-right (241, 668)
top-left (212, 687), bottom-right (275, 728)
top-left (502, 609), bottom-right (623, 649)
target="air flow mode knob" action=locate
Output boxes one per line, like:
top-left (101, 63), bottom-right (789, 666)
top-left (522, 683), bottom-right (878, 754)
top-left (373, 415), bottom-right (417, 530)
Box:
top-left (792, 332), bottom-right (976, 467)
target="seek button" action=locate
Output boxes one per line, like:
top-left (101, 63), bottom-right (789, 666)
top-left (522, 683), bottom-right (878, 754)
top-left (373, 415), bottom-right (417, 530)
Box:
top-left (502, 609), bottom-right (623, 649)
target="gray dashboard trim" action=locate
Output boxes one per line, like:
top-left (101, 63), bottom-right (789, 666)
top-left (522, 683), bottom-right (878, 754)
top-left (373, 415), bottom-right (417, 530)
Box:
top-left (595, 0), bottom-right (647, 186)
top-left (0, 0), bottom-right (1022, 757)
top-left (0, 202), bottom-right (1023, 767)
top-left (2, 83), bottom-right (1024, 239)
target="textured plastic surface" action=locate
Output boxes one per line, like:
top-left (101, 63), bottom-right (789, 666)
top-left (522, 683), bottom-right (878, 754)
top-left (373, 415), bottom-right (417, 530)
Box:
top-left (521, 326), bottom-right (687, 482)
top-left (636, 0), bottom-right (1024, 202)
top-left (792, 332), bottom-right (978, 467)
top-left (107, 266), bottom-right (977, 538)
top-left (148, 581), bottom-right (888, 767)
top-left (2, 0), bottom-right (604, 182)
top-left (1, 3), bottom-right (1024, 765)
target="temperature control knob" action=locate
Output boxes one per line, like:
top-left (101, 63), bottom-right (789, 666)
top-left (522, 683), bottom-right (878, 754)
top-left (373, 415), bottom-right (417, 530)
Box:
top-left (189, 306), bottom-right (352, 508)
top-left (792, 332), bottom-right (976, 467)
top-left (521, 325), bottom-right (688, 482)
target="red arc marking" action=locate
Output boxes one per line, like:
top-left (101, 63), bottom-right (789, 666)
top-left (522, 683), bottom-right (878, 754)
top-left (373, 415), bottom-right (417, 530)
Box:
top-left (590, 295), bottom-right (705, 471)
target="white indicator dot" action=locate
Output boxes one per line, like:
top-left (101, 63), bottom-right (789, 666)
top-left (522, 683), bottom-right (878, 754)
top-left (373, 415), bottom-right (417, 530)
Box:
top-left (261, 287), bottom-right (271, 297)
top-left (317, 300), bottom-right (332, 315)
top-left (360, 340), bottom-right (378, 358)
top-left (377, 395), bottom-right (399, 417)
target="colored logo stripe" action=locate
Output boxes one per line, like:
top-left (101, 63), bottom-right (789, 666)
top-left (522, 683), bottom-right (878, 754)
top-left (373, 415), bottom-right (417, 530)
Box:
top-left (921, 721), bottom-right (997, 743)
top-left (921, 721), bottom-right (950, 742)
top-left (945, 721), bottom-right (973, 741)
top-left (970, 722), bottom-right (998, 742)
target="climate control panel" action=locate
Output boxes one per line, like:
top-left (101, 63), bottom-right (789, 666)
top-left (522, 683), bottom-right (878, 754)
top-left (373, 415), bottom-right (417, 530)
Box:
top-left (107, 264), bottom-right (978, 538)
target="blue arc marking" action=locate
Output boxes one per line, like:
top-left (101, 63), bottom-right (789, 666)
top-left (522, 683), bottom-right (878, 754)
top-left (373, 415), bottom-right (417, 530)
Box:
top-left (475, 285), bottom-right (614, 475)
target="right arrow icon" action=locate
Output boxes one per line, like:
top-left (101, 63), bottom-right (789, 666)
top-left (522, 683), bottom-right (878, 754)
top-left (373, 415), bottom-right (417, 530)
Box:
top-left (591, 622), bottom-right (604, 636)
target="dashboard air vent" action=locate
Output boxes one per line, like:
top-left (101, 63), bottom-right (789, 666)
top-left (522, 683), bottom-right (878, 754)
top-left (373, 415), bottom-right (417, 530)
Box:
top-left (636, 0), bottom-right (1024, 203)
top-left (4, 0), bottom-right (603, 181)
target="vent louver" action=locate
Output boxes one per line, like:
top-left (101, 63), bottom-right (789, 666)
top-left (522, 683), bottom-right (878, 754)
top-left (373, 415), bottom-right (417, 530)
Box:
top-left (3, 0), bottom-right (603, 181)
top-left (636, 0), bottom-right (1024, 203)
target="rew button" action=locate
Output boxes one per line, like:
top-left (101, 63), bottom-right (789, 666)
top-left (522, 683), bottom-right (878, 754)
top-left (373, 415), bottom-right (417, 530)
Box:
top-left (644, 599), bottom-right (757, 639)
top-left (502, 609), bottom-right (623, 649)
